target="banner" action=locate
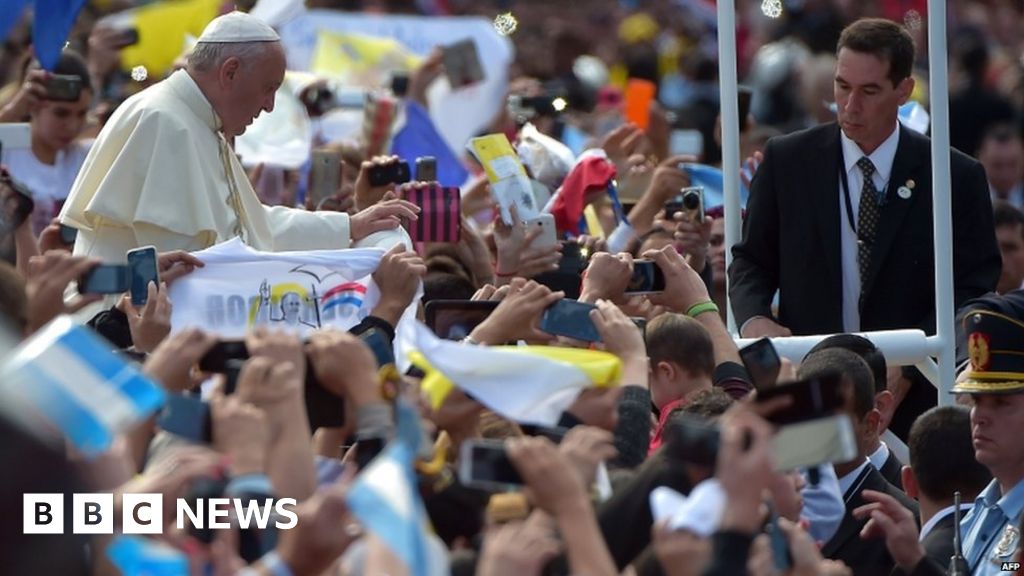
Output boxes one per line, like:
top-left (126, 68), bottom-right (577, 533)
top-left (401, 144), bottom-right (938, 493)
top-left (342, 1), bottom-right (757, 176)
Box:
top-left (168, 239), bottom-right (388, 339)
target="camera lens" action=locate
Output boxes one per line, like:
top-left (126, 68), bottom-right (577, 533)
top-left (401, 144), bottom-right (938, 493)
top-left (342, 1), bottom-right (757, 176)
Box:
top-left (682, 190), bottom-right (700, 209)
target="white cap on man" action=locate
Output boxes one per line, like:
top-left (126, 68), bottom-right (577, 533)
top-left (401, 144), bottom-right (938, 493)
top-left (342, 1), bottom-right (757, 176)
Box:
top-left (196, 11), bottom-right (280, 44)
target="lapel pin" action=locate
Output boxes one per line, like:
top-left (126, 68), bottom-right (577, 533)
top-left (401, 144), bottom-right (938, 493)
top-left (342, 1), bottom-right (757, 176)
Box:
top-left (898, 179), bottom-right (914, 199)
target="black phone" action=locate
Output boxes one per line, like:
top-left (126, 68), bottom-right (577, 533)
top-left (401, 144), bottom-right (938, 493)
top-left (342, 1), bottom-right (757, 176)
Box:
top-left (766, 505), bottom-right (793, 571)
top-left (424, 300), bottom-right (499, 340)
top-left (59, 223), bottom-right (78, 245)
top-left (115, 28), bottom-right (140, 47)
top-left (539, 299), bottom-right (602, 343)
top-left (126, 245), bottom-right (159, 306)
top-left (158, 394), bottom-right (212, 443)
top-left (45, 74), bottom-right (83, 102)
top-left (738, 85), bottom-right (753, 132)
top-left (390, 72), bottom-right (410, 98)
top-left (367, 160), bottom-right (411, 187)
top-left (78, 264), bottom-right (130, 294)
top-left (198, 340), bottom-right (249, 373)
top-left (223, 358), bottom-right (245, 395)
top-left (1, 175), bottom-right (34, 230)
top-left (415, 156), bottom-right (437, 182)
top-left (754, 373), bottom-right (845, 426)
top-left (458, 439), bottom-right (523, 490)
top-left (740, 337), bottom-right (782, 390)
top-left (625, 260), bottom-right (665, 294)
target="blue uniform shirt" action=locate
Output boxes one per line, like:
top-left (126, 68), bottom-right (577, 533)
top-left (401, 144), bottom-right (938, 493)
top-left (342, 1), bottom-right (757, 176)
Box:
top-left (961, 478), bottom-right (1024, 575)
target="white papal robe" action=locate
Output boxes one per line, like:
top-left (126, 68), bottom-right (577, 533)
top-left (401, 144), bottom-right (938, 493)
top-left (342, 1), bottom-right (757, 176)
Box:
top-left (60, 70), bottom-right (353, 262)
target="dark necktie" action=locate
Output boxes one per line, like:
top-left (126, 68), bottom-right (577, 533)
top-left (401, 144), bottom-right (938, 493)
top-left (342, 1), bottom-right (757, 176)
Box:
top-left (856, 157), bottom-right (881, 284)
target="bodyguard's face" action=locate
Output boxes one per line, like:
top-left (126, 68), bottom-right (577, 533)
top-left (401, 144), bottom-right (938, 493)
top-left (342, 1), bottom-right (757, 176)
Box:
top-left (834, 48), bottom-right (913, 154)
top-left (970, 393), bottom-right (1024, 476)
top-left (219, 42), bottom-right (286, 138)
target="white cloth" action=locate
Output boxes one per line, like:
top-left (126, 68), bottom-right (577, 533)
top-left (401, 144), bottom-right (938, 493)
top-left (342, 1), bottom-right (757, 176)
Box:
top-left (5, 141), bottom-right (91, 235)
top-left (839, 123), bottom-right (900, 332)
top-left (868, 441), bottom-right (891, 471)
top-left (60, 70), bottom-right (351, 264)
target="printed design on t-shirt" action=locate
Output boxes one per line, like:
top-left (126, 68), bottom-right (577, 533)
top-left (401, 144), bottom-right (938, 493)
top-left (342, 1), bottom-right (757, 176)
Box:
top-left (250, 264), bottom-right (368, 330)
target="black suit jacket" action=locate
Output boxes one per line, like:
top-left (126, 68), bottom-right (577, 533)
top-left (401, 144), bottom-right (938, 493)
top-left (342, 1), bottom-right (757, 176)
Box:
top-left (878, 450), bottom-right (904, 490)
top-left (730, 123), bottom-right (1001, 336)
top-left (822, 465), bottom-right (920, 576)
top-left (920, 511), bottom-right (957, 569)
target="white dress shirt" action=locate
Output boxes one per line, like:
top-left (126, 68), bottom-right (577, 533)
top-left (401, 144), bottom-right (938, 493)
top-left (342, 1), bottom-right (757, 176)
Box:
top-left (868, 441), bottom-right (891, 471)
top-left (837, 458), bottom-right (873, 498)
top-left (839, 123), bottom-right (901, 332)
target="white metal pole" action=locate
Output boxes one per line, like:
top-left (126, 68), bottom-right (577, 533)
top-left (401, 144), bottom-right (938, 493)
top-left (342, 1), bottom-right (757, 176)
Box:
top-left (927, 0), bottom-right (956, 406)
top-left (717, 0), bottom-right (742, 334)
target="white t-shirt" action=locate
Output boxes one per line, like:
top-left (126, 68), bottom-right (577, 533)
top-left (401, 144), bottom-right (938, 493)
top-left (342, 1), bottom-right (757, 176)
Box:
top-left (5, 140), bottom-right (92, 235)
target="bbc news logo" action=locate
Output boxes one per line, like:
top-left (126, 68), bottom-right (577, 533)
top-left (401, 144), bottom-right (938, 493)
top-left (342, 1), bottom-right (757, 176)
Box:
top-left (23, 494), bottom-right (298, 534)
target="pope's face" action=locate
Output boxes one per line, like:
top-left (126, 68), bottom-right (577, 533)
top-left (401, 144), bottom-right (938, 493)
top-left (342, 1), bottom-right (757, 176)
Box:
top-left (220, 42), bottom-right (286, 138)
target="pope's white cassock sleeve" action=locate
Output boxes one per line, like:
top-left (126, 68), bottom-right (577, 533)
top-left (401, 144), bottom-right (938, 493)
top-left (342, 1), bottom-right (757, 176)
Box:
top-left (60, 70), bottom-right (351, 264)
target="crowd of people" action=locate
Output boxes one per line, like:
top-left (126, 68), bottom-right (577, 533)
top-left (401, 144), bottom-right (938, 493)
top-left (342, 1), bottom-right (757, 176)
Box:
top-left (3, 0), bottom-right (1024, 575)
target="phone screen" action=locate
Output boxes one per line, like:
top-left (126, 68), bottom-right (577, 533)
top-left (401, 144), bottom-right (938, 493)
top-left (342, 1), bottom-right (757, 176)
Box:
top-left (739, 338), bottom-right (781, 390)
top-left (127, 246), bottom-right (159, 306)
top-left (460, 440), bottom-right (523, 489)
top-left (540, 299), bottom-right (602, 343)
top-left (78, 264), bottom-right (130, 294)
top-left (59, 224), bottom-right (78, 245)
top-left (626, 260), bottom-right (665, 294)
top-left (424, 300), bottom-right (499, 340)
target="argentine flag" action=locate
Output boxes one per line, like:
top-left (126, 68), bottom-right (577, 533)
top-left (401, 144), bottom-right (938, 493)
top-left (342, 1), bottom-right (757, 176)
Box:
top-left (1, 316), bottom-right (167, 456)
top-left (346, 401), bottom-right (429, 576)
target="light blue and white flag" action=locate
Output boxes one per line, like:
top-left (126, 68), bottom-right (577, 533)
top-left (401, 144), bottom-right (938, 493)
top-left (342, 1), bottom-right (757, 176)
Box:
top-left (0, 316), bottom-right (166, 456)
top-left (345, 401), bottom-right (429, 576)
top-left (682, 163), bottom-right (750, 209)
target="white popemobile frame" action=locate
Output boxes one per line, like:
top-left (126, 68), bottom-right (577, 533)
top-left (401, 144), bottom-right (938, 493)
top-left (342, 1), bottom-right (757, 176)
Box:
top-left (717, 0), bottom-right (956, 459)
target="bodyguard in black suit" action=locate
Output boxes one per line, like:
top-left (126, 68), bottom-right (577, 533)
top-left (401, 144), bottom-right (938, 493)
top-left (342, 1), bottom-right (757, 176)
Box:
top-left (730, 19), bottom-right (1000, 339)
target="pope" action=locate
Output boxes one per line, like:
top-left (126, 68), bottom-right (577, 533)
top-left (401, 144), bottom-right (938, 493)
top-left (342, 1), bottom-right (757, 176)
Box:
top-left (59, 11), bottom-right (417, 262)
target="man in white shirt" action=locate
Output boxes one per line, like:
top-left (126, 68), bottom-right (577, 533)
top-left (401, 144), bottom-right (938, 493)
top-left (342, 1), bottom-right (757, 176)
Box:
top-left (60, 12), bottom-right (417, 264)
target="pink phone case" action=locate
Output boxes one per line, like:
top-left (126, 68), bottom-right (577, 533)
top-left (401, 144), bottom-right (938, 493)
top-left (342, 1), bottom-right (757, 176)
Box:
top-left (403, 185), bottom-right (460, 243)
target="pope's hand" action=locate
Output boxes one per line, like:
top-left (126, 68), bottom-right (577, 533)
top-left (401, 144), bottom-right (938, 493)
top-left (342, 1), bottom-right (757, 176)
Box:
top-left (350, 198), bottom-right (419, 242)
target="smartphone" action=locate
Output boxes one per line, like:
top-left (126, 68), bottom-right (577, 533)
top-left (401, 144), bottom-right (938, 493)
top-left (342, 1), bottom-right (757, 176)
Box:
top-left (126, 245), bottom-right (159, 306)
top-left (367, 160), bottom-right (411, 187)
top-left (442, 39), bottom-right (485, 89)
top-left (45, 74), bottom-right (83, 102)
top-left (526, 214), bottom-right (558, 249)
top-left (534, 242), bottom-right (584, 299)
top-left (402, 185), bottom-right (460, 243)
top-left (739, 338), bottom-right (782, 390)
top-left (754, 373), bottom-right (846, 426)
top-left (540, 299), bottom-right (602, 343)
top-left (424, 300), bottom-right (499, 340)
top-left (304, 369), bottom-right (346, 430)
top-left (309, 149), bottom-right (342, 208)
top-left (78, 264), bottom-right (130, 294)
top-left (625, 260), bottom-right (665, 294)
top-left (624, 78), bottom-right (656, 130)
top-left (115, 28), bottom-right (140, 48)
top-left (766, 505), bottom-right (793, 571)
top-left (458, 439), bottom-right (523, 491)
top-left (669, 129), bottom-right (704, 157)
top-left (666, 186), bottom-right (704, 223)
top-left (738, 85), bottom-right (753, 132)
top-left (223, 358), bottom-right (245, 395)
top-left (390, 72), bottom-right (410, 98)
top-left (157, 394), bottom-right (211, 443)
top-left (415, 156), bottom-right (437, 182)
top-left (359, 327), bottom-right (394, 368)
top-left (59, 223), bottom-right (78, 245)
top-left (1, 173), bottom-right (34, 230)
top-left (198, 340), bottom-right (249, 373)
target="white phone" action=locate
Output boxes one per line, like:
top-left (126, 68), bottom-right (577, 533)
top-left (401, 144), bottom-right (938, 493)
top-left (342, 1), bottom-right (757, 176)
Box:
top-left (526, 214), bottom-right (558, 249)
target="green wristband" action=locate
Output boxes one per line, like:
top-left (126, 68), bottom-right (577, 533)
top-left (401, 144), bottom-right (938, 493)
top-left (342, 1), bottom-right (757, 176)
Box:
top-left (686, 301), bottom-right (719, 318)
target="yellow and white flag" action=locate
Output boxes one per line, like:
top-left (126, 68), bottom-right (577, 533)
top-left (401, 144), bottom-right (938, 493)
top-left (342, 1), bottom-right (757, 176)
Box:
top-left (398, 320), bottom-right (621, 427)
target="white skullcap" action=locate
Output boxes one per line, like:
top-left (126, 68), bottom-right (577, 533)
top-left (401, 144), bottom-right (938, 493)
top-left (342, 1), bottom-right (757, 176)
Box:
top-left (196, 11), bottom-right (280, 44)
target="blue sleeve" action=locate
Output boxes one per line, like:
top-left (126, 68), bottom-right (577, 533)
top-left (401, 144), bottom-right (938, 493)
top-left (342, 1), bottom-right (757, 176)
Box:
top-left (800, 464), bottom-right (845, 544)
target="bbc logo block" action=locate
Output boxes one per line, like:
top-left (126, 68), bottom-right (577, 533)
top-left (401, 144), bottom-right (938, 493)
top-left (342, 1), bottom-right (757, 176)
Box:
top-left (24, 493), bottom-right (160, 535)
top-left (23, 494), bottom-right (62, 534)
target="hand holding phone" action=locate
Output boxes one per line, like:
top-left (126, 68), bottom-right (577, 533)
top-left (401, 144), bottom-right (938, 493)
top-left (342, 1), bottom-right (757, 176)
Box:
top-left (309, 149), bottom-right (342, 208)
top-left (424, 300), bottom-right (499, 340)
top-left (127, 246), bottom-right (159, 306)
top-left (78, 264), bottom-right (130, 294)
top-left (625, 260), bottom-right (666, 294)
top-left (525, 214), bottom-right (558, 249)
top-left (401, 184), bottom-right (459, 243)
top-left (539, 299), bottom-right (602, 343)
top-left (459, 439), bottom-right (523, 490)
top-left (44, 74), bottom-right (83, 102)
top-left (666, 186), bottom-right (704, 223)
top-left (367, 160), bottom-right (411, 187)
top-left (739, 338), bottom-right (782, 390)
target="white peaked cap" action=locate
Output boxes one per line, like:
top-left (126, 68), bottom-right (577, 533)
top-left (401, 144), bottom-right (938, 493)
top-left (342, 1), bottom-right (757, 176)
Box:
top-left (197, 11), bottom-right (280, 44)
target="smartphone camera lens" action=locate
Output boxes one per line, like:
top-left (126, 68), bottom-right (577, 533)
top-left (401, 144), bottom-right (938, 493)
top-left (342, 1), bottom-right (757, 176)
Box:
top-left (682, 190), bottom-right (701, 210)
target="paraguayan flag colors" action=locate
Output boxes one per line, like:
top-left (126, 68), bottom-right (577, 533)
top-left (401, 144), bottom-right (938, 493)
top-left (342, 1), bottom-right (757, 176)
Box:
top-left (0, 316), bottom-right (167, 456)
